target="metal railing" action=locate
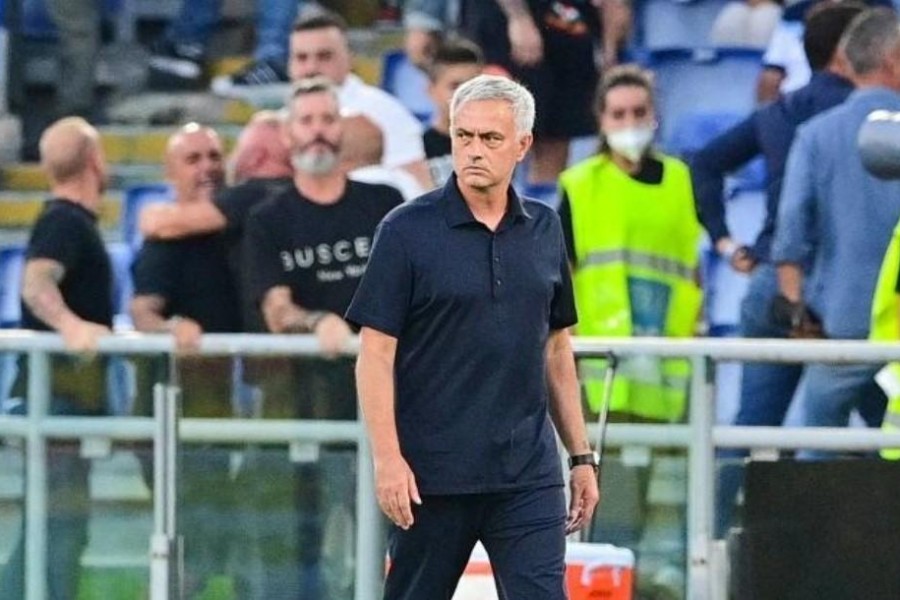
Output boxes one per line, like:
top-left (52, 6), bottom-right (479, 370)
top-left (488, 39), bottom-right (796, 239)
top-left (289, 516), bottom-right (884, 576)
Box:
top-left (4, 331), bottom-right (900, 599)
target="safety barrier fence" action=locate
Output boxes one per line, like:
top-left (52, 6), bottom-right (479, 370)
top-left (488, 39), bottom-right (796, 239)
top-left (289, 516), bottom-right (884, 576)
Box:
top-left (3, 332), bottom-right (900, 599)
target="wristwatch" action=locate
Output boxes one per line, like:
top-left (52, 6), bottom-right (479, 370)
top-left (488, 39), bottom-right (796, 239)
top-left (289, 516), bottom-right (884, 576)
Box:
top-left (568, 451), bottom-right (600, 472)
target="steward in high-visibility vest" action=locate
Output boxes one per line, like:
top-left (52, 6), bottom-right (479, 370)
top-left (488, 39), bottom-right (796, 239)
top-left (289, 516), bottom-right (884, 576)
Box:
top-left (870, 220), bottom-right (900, 459)
top-left (560, 152), bottom-right (702, 422)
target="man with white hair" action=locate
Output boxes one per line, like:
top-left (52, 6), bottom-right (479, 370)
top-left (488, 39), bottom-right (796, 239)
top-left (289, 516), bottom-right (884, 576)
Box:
top-left (347, 74), bottom-right (599, 598)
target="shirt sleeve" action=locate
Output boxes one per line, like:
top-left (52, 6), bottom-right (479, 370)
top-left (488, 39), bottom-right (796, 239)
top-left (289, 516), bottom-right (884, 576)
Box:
top-left (27, 210), bottom-right (84, 273)
top-left (762, 23), bottom-right (792, 70)
top-left (131, 242), bottom-right (177, 303)
top-left (214, 187), bottom-right (249, 236)
top-left (557, 191), bottom-right (577, 267)
top-left (550, 222), bottom-right (578, 330)
top-left (690, 114), bottom-right (762, 245)
top-left (363, 90), bottom-right (426, 169)
top-left (242, 209), bottom-right (288, 307)
top-left (771, 125), bottom-right (815, 266)
top-left (345, 220), bottom-right (413, 337)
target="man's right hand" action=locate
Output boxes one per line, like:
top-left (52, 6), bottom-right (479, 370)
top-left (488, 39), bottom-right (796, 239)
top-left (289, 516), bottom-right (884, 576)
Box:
top-left (314, 313), bottom-right (353, 358)
top-left (171, 317), bottom-right (203, 353)
top-left (60, 319), bottom-right (111, 353)
top-left (374, 452), bottom-right (421, 530)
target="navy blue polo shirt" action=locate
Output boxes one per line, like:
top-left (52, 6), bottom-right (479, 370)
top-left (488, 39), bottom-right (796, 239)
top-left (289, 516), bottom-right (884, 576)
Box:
top-left (346, 176), bottom-right (577, 495)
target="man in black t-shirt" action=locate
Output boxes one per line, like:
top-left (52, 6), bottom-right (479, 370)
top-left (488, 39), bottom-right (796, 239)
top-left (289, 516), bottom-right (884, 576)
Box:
top-left (137, 110), bottom-right (293, 332)
top-left (243, 76), bottom-right (403, 600)
top-left (423, 38), bottom-right (483, 185)
top-left (130, 123), bottom-right (262, 597)
top-left (0, 117), bottom-right (112, 600)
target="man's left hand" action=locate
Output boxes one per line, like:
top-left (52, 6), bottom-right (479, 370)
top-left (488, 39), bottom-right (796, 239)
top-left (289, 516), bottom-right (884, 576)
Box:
top-left (566, 465), bottom-right (600, 534)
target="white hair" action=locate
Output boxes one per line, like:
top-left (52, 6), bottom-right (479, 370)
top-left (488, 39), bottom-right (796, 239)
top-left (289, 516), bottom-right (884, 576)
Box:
top-left (450, 74), bottom-right (535, 135)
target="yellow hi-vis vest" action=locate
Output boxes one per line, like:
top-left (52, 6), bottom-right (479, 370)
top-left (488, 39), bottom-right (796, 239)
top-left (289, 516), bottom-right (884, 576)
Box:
top-left (560, 153), bottom-right (702, 422)
top-left (870, 220), bottom-right (900, 459)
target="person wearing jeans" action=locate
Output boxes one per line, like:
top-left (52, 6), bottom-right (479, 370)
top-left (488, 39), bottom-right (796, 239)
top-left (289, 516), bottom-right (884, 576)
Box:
top-left (149, 0), bottom-right (304, 100)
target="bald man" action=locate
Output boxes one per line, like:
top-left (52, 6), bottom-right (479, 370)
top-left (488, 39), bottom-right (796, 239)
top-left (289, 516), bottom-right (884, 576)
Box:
top-left (0, 117), bottom-right (112, 599)
top-left (129, 123), bottom-right (257, 596)
top-left (138, 112), bottom-right (293, 332)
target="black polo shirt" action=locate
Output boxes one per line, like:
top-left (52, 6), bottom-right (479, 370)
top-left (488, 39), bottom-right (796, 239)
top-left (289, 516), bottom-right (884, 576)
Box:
top-left (346, 176), bottom-right (577, 495)
top-left (22, 198), bottom-right (113, 329)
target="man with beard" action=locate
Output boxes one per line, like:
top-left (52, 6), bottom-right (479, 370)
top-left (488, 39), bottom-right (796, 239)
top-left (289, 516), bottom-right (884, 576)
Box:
top-left (242, 76), bottom-right (403, 599)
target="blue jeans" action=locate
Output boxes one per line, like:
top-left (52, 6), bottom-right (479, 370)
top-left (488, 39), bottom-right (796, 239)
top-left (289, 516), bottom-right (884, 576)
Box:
top-left (0, 397), bottom-right (104, 600)
top-left (715, 264), bottom-right (804, 537)
top-left (167, 0), bottom-right (300, 65)
top-left (797, 363), bottom-right (886, 460)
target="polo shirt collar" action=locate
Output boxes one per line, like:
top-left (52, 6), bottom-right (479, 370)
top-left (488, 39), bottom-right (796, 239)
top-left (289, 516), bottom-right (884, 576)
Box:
top-left (441, 174), bottom-right (532, 228)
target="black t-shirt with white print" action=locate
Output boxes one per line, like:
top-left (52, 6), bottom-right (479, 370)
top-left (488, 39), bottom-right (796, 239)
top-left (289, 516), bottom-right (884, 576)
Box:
top-left (243, 180), bottom-right (403, 318)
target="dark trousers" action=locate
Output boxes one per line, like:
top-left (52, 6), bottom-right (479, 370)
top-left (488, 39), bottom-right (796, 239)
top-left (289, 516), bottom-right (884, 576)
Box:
top-left (384, 485), bottom-right (567, 600)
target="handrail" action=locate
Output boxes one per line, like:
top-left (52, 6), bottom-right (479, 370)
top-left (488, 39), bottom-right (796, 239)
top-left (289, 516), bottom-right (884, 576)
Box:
top-left (2, 330), bottom-right (900, 362)
top-left (4, 331), bottom-right (900, 600)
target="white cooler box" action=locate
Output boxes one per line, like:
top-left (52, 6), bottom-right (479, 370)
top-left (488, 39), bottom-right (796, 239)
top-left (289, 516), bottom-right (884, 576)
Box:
top-left (453, 541), bottom-right (634, 600)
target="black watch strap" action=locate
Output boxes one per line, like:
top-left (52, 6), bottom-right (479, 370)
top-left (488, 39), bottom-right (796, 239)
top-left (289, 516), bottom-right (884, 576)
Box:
top-left (568, 452), bottom-right (599, 471)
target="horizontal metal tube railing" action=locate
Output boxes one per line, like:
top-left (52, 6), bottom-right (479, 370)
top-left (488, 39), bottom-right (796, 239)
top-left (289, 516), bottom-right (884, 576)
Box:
top-left (3, 331), bottom-right (900, 600)
top-left (3, 330), bottom-right (900, 363)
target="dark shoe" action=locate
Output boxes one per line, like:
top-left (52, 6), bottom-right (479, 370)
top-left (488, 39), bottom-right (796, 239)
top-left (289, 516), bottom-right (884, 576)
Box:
top-left (147, 40), bottom-right (205, 90)
top-left (210, 58), bottom-right (290, 107)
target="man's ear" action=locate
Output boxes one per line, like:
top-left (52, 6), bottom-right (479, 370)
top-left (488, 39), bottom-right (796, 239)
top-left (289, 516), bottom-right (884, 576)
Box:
top-left (517, 133), bottom-right (534, 162)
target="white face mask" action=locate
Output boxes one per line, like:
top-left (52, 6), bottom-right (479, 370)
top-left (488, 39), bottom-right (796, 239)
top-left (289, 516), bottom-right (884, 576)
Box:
top-left (605, 126), bottom-right (655, 163)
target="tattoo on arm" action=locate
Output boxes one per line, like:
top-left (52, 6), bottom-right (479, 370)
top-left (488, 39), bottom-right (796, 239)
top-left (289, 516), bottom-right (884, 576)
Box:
top-left (21, 259), bottom-right (78, 331)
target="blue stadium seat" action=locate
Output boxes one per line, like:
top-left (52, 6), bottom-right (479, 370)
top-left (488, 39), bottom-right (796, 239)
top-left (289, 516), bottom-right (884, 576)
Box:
top-left (650, 48), bottom-right (763, 150)
top-left (668, 110), bottom-right (768, 193)
top-left (106, 241), bottom-right (134, 329)
top-left (121, 183), bottom-right (174, 250)
top-left (636, 0), bottom-right (731, 49)
top-left (668, 111), bottom-right (743, 157)
top-left (381, 49), bottom-right (435, 125)
top-left (0, 245), bottom-right (25, 328)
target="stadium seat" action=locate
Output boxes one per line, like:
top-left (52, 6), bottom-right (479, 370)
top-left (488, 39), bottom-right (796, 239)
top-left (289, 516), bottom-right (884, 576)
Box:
top-left (381, 49), bottom-right (435, 125)
top-left (636, 0), bottom-right (732, 49)
top-left (668, 110), bottom-right (768, 193)
top-left (650, 48), bottom-right (763, 150)
top-left (121, 183), bottom-right (174, 250)
top-left (0, 244), bottom-right (25, 328)
top-left (106, 241), bottom-right (134, 329)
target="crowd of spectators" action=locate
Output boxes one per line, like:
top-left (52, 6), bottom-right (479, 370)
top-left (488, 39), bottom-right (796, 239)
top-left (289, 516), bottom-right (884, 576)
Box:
top-left (10, 0), bottom-right (900, 597)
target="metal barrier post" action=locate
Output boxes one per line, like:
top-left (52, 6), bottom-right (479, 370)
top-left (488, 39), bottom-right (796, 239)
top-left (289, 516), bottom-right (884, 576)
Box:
top-left (24, 350), bottom-right (49, 600)
top-left (355, 430), bottom-right (382, 600)
top-left (149, 383), bottom-right (180, 600)
top-left (687, 356), bottom-right (714, 600)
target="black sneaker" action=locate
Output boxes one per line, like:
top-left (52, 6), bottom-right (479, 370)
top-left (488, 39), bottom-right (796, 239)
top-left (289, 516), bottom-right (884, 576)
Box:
top-left (210, 58), bottom-right (291, 107)
top-left (147, 40), bottom-right (205, 90)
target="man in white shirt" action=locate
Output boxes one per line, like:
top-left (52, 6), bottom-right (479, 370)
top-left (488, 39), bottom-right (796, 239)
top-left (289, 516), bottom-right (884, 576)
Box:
top-left (288, 11), bottom-right (433, 189)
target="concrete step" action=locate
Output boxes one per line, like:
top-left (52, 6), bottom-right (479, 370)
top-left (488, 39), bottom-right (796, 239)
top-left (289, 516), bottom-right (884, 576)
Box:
top-left (0, 190), bottom-right (123, 229)
top-left (100, 124), bottom-right (240, 164)
top-left (1, 163), bottom-right (162, 192)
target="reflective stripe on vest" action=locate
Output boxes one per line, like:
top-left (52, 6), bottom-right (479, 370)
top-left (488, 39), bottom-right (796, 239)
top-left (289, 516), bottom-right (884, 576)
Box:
top-left (560, 153), bottom-right (701, 421)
